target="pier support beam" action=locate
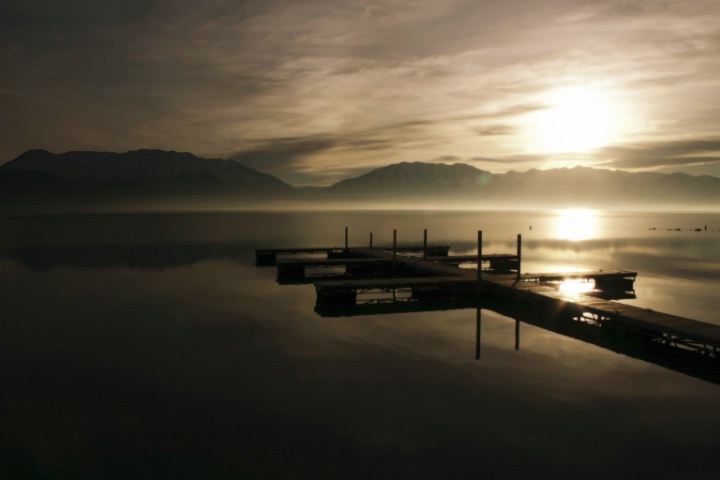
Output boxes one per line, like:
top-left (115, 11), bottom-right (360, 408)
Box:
top-left (393, 229), bottom-right (397, 265)
top-left (477, 230), bottom-right (483, 292)
top-left (423, 229), bottom-right (428, 260)
top-left (516, 234), bottom-right (522, 281)
top-left (476, 230), bottom-right (482, 360)
top-left (476, 308), bottom-right (482, 361)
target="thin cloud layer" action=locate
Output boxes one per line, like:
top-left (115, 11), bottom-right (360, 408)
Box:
top-left (601, 138), bottom-right (720, 171)
top-left (1, 0), bottom-right (718, 184)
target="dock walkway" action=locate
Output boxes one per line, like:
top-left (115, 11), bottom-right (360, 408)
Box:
top-left (257, 242), bottom-right (720, 356)
top-left (255, 245), bottom-right (450, 265)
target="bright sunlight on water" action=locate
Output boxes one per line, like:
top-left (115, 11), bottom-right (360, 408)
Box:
top-left (552, 208), bottom-right (599, 241)
top-left (557, 278), bottom-right (597, 298)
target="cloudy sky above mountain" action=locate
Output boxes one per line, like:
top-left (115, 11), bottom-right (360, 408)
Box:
top-left (1, 0), bottom-right (718, 185)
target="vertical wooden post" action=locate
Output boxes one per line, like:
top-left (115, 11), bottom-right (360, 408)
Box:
top-left (345, 227), bottom-right (348, 250)
top-left (476, 230), bottom-right (482, 360)
top-left (476, 307), bottom-right (482, 361)
top-left (393, 229), bottom-right (397, 264)
top-left (515, 319), bottom-right (520, 351)
top-left (477, 230), bottom-right (483, 289)
top-left (516, 233), bottom-right (522, 281)
top-left (369, 232), bottom-right (373, 248)
top-left (423, 229), bottom-right (428, 260)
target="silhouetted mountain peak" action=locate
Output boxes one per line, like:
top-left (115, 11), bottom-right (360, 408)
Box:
top-left (329, 161), bottom-right (494, 194)
top-left (1, 149), bottom-right (293, 190)
top-left (3, 150), bottom-right (720, 211)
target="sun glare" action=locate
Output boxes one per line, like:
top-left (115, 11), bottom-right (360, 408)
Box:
top-left (554, 209), bottom-right (598, 241)
top-left (528, 87), bottom-right (616, 153)
top-left (558, 279), bottom-right (595, 298)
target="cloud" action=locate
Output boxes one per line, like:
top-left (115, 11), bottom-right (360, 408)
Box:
top-left (470, 154), bottom-right (550, 165)
top-left (230, 133), bottom-right (401, 184)
top-left (1, 0), bottom-right (718, 185)
top-left (232, 136), bottom-right (339, 172)
top-left (475, 125), bottom-right (515, 136)
top-left (226, 104), bottom-right (544, 184)
top-left (433, 155), bottom-right (461, 163)
top-left (599, 138), bottom-right (720, 170)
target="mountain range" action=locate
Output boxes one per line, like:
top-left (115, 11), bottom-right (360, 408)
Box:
top-left (0, 149), bottom-right (292, 191)
top-left (2, 149), bottom-right (720, 211)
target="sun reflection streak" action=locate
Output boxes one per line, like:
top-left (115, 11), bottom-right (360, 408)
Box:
top-left (557, 279), bottom-right (595, 298)
top-left (554, 209), bottom-right (598, 241)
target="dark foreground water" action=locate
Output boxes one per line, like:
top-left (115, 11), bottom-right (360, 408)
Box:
top-left (2, 210), bottom-right (720, 479)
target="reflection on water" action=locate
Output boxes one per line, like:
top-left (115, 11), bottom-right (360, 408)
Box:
top-left (1, 211), bottom-right (720, 479)
top-left (557, 278), bottom-right (597, 297)
top-left (2, 243), bottom-right (252, 271)
top-left (483, 299), bottom-right (720, 385)
top-left (552, 208), bottom-right (598, 241)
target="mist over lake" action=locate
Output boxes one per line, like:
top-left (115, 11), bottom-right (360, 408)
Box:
top-left (2, 210), bottom-right (720, 479)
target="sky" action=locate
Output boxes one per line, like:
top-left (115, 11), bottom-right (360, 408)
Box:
top-left (1, 0), bottom-right (719, 186)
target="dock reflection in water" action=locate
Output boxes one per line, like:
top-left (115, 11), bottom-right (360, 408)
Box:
top-left (257, 238), bottom-right (720, 387)
top-left (6, 239), bottom-right (716, 387)
top-left (2, 242), bottom-right (254, 271)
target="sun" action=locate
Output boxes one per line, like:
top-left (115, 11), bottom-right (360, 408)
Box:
top-left (528, 86), bottom-right (616, 153)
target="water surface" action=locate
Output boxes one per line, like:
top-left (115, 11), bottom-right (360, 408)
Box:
top-left (2, 210), bottom-right (719, 479)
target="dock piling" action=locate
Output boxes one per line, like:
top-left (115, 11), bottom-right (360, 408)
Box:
top-left (345, 227), bottom-right (349, 250)
top-left (423, 229), bottom-right (428, 260)
top-left (476, 307), bottom-right (482, 360)
top-left (516, 234), bottom-right (522, 281)
top-left (393, 229), bottom-right (397, 264)
top-left (476, 230), bottom-right (483, 360)
top-left (477, 230), bottom-right (482, 293)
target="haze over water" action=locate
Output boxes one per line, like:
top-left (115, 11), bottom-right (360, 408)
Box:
top-left (2, 209), bottom-right (719, 479)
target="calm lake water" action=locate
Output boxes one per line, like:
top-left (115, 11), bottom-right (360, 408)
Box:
top-left (2, 210), bottom-right (720, 479)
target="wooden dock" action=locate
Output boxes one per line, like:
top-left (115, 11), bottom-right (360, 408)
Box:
top-left (482, 271), bottom-right (720, 353)
top-left (256, 241), bottom-right (720, 359)
top-left (519, 269), bottom-right (637, 284)
top-left (255, 245), bottom-right (450, 265)
top-left (273, 253), bottom-right (525, 282)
